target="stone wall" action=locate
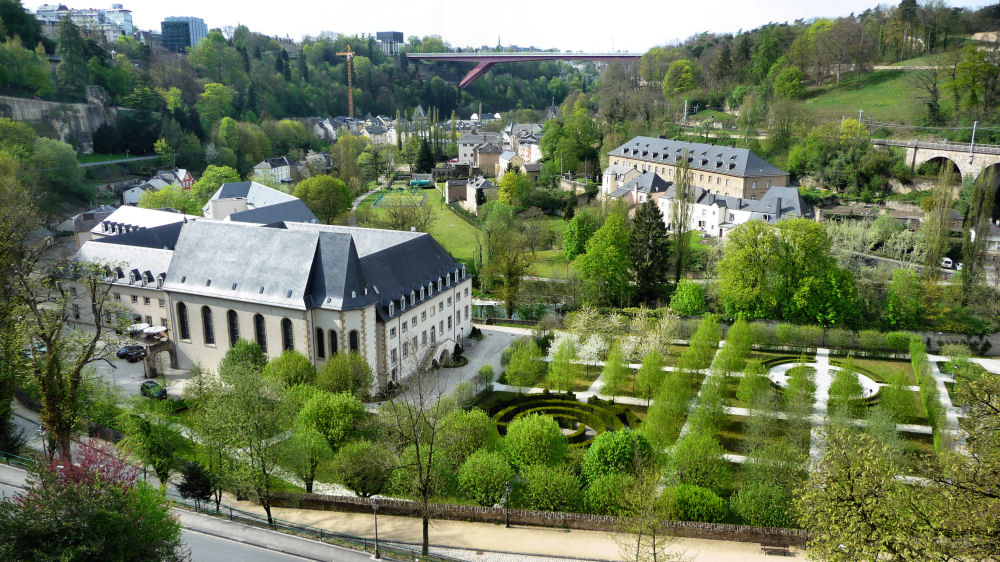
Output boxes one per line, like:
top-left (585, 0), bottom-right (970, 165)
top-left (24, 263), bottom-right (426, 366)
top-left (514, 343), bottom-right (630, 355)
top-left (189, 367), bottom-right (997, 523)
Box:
top-left (270, 492), bottom-right (808, 546)
top-left (0, 87), bottom-right (118, 154)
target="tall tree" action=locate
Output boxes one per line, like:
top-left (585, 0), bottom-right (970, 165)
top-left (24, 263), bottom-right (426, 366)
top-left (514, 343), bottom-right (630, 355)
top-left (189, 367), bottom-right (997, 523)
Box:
top-left (55, 20), bottom-right (88, 99)
top-left (921, 168), bottom-right (957, 279)
top-left (671, 150), bottom-right (694, 284)
top-left (575, 213), bottom-right (634, 307)
top-left (630, 198), bottom-right (671, 304)
top-left (960, 170), bottom-right (998, 297)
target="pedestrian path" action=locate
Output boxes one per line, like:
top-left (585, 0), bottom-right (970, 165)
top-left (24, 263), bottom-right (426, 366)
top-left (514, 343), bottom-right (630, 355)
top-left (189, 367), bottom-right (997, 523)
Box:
top-left (808, 348), bottom-right (833, 464)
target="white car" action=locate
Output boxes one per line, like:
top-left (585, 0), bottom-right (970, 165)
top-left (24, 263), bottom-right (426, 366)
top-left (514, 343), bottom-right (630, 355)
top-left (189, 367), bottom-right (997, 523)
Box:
top-left (956, 262), bottom-right (963, 271)
top-left (941, 257), bottom-right (954, 269)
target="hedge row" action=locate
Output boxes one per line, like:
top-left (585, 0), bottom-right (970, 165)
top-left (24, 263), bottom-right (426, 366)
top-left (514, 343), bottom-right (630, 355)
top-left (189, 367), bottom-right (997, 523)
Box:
top-left (489, 395), bottom-right (638, 448)
top-left (910, 337), bottom-right (947, 450)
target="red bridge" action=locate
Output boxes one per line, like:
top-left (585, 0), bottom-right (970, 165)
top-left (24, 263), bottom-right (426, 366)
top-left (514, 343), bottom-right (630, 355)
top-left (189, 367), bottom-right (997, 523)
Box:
top-left (406, 52), bottom-right (642, 89)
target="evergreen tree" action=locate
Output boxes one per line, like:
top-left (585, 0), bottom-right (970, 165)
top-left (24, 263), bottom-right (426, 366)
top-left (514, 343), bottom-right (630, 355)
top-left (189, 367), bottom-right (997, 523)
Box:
top-left (631, 199), bottom-right (671, 304)
top-left (414, 138), bottom-right (434, 173)
top-left (55, 20), bottom-right (88, 100)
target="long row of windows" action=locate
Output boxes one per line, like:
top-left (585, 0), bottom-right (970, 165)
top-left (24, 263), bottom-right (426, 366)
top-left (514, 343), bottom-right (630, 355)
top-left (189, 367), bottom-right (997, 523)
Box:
top-left (176, 303), bottom-right (296, 353)
top-left (314, 328), bottom-right (359, 359)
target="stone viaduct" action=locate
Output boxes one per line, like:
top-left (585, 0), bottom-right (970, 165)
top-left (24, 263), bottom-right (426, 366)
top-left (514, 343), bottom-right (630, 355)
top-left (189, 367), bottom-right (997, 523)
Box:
top-left (872, 138), bottom-right (1000, 185)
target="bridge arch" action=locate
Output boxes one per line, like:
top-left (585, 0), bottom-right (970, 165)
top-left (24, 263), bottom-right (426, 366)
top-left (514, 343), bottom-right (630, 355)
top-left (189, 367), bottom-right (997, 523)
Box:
top-left (914, 154), bottom-right (965, 183)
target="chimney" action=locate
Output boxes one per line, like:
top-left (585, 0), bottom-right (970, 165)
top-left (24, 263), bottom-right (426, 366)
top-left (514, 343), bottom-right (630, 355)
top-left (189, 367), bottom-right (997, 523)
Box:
top-left (775, 197), bottom-right (782, 218)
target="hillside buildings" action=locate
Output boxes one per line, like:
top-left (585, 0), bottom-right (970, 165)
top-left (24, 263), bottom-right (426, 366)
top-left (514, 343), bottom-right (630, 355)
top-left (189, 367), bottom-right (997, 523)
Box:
top-left (604, 137), bottom-right (789, 201)
top-left (161, 16), bottom-right (208, 53)
top-left (603, 137), bottom-right (807, 237)
top-left (35, 3), bottom-right (134, 42)
top-left (376, 31), bottom-right (404, 56)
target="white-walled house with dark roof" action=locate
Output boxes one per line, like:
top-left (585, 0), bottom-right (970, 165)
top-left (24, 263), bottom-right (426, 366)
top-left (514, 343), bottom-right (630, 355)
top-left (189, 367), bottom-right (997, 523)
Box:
top-left (70, 219), bottom-right (473, 392)
top-left (655, 185), bottom-right (812, 238)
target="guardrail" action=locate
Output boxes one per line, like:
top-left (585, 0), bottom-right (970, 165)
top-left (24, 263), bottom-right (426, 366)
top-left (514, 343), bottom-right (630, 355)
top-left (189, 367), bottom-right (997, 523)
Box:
top-left (0, 450), bottom-right (33, 469)
top-left (171, 494), bottom-right (464, 562)
top-left (871, 138), bottom-right (1000, 155)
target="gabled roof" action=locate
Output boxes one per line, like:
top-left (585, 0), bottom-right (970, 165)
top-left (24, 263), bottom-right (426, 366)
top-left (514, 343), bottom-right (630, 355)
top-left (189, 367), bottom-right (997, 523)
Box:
top-left (227, 199), bottom-right (318, 225)
top-left (92, 222), bottom-right (184, 250)
top-left (499, 150), bottom-right (517, 160)
top-left (622, 170), bottom-right (672, 194)
top-left (609, 136), bottom-right (788, 178)
top-left (75, 239), bottom-right (173, 287)
top-left (469, 176), bottom-right (495, 190)
top-left (476, 143), bottom-right (502, 154)
top-left (253, 157), bottom-right (292, 170)
top-left (204, 181), bottom-right (299, 213)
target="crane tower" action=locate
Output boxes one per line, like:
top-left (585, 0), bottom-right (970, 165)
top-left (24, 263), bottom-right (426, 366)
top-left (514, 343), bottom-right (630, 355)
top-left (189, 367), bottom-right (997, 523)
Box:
top-left (336, 46), bottom-right (356, 118)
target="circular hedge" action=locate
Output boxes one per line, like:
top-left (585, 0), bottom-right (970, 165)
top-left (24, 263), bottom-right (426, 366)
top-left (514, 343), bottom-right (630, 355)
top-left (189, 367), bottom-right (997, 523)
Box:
top-left (490, 395), bottom-right (638, 448)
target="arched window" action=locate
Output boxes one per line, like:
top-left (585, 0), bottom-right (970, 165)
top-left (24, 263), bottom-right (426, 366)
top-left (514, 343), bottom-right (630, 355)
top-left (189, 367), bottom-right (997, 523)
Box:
top-left (281, 318), bottom-right (294, 351)
top-left (227, 310), bottom-right (239, 347)
top-left (254, 314), bottom-right (267, 352)
top-left (349, 330), bottom-right (359, 352)
top-left (177, 302), bottom-right (190, 340)
top-left (329, 330), bottom-right (338, 356)
top-left (316, 329), bottom-right (325, 359)
top-left (201, 306), bottom-right (215, 345)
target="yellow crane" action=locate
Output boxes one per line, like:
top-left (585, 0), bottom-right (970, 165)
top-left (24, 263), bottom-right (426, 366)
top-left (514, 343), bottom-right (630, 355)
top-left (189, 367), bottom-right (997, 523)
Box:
top-left (336, 46), bottom-right (356, 118)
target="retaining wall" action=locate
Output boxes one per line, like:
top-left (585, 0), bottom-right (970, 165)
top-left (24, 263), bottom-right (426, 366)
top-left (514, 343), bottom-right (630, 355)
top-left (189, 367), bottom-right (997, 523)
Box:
top-left (270, 492), bottom-right (808, 546)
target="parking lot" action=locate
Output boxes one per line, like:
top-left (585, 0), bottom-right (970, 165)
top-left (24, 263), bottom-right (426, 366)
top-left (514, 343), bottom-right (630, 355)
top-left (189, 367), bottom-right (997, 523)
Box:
top-left (90, 337), bottom-right (191, 400)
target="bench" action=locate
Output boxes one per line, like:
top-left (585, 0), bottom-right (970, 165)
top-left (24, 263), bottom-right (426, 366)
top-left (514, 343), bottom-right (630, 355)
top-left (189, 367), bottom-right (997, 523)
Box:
top-left (760, 541), bottom-right (791, 556)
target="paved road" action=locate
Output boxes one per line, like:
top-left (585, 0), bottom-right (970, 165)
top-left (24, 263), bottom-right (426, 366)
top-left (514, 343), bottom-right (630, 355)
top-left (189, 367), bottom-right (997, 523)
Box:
top-left (347, 187), bottom-right (379, 227)
top-left (78, 155), bottom-right (162, 168)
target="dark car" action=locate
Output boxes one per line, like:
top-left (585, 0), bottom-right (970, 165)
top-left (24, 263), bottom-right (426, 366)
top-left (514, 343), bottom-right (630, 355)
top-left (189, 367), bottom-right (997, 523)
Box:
top-left (116, 345), bottom-right (147, 362)
top-left (139, 380), bottom-right (167, 400)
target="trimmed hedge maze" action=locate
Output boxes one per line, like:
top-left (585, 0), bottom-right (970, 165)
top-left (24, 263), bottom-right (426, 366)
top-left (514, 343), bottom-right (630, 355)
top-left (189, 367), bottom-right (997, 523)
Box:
top-left (489, 394), bottom-right (641, 448)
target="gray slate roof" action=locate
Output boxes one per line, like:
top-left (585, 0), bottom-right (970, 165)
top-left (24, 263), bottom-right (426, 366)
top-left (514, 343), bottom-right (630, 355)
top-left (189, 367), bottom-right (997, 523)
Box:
top-left (609, 136), bottom-right (788, 178)
top-left (92, 222), bottom-right (185, 250)
top-left (208, 182), bottom-right (298, 207)
top-left (162, 221), bottom-right (464, 315)
top-left (622, 170), bottom-right (672, 194)
top-left (228, 199), bottom-right (318, 225)
top-left (661, 185), bottom-right (810, 221)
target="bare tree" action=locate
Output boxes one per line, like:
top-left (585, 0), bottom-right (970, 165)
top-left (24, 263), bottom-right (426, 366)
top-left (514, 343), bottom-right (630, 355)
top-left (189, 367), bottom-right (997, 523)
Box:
top-left (378, 355), bottom-right (457, 555)
top-left (911, 67), bottom-right (945, 125)
top-left (961, 170), bottom-right (999, 298)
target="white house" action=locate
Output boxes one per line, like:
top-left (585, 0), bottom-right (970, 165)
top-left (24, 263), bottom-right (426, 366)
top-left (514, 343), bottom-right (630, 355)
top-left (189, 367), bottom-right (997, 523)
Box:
top-left (122, 178), bottom-right (170, 206)
top-left (457, 131), bottom-right (502, 166)
top-left (656, 185), bottom-right (812, 238)
top-left (252, 157), bottom-right (294, 184)
top-left (201, 181), bottom-right (317, 224)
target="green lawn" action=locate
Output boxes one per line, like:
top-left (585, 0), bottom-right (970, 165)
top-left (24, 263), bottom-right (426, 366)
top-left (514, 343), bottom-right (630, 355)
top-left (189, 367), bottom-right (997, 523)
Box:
top-left (889, 52), bottom-right (950, 67)
top-left (802, 69), bottom-right (951, 125)
top-left (832, 358), bottom-right (916, 385)
top-left (365, 188), bottom-right (482, 264)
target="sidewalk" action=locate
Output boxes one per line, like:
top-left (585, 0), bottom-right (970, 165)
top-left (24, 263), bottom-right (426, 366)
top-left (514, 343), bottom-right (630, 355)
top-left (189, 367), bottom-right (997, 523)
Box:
top-left (221, 495), bottom-right (804, 561)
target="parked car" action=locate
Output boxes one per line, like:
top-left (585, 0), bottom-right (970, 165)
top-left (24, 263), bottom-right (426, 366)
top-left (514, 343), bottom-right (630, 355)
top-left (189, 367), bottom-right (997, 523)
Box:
top-left (139, 380), bottom-right (167, 400)
top-left (116, 345), bottom-right (147, 362)
top-left (22, 340), bottom-right (47, 359)
top-left (941, 257), bottom-right (954, 269)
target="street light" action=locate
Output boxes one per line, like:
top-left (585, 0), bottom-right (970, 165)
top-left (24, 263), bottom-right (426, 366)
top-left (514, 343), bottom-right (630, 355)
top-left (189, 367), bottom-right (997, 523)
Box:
top-left (370, 497), bottom-right (381, 559)
top-left (504, 480), bottom-right (511, 528)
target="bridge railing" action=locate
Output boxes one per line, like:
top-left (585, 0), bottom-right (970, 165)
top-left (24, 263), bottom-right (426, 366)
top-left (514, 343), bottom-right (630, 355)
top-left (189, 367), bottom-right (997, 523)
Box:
top-left (871, 138), bottom-right (1000, 155)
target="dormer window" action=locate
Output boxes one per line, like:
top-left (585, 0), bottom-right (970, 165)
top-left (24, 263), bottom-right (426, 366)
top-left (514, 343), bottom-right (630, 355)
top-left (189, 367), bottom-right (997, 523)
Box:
top-left (206, 279), bottom-right (211, 287)
top-left (181, 276), bottom-right (186, 283)
top-left (420, 287), bottom-right (425, 299)
top-left (446, 274), bottom-right (451, 286)
top-left (157, 273), bottom-right (166, 289)
top-left (410, 291), bottom-right (415, 305)
top-left (400, 297), bottom-right (405, 311)
top-left (389, 302), bottom-right (394, 315)
top-left (437, 279), bottom-right (442, 291)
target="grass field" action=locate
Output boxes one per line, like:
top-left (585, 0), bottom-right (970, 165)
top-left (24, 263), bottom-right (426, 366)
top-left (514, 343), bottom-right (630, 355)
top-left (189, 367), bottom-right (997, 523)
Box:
top-left (372, 189), bottom-right (427, 207)
top-left (802, 69), bottom-right (953, 124)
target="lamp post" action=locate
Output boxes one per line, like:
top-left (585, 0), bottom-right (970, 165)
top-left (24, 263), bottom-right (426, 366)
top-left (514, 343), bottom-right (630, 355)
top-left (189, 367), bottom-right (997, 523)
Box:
top-left (504, 480), bottom-right (511, 528)
top-left (370, 497), bottom-right (380, 559)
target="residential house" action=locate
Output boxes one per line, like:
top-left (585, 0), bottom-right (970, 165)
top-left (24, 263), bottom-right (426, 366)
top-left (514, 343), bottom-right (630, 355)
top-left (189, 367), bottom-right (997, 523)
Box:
top-left (122, 178), bottom-right (170, 206)
top-left (522, 163), bottom-right (541, 183)
top-left (71, 220), bottom-right (473, 392)
top-left (463, 177), bottom-right (497, 215)
top-left (363, 124), bottom-right (392, 146)
top-left (606, 137), bottom-right (789, 200)
top-left (517, 133), bottom-right (542, 164)
top-left (157, 168), bottom-right (194, 190)
top-left (252, 157), bottom-right (295, 185)
top-left (65, 205), bottom-right (117, 249)
top-left (656, 185), bottom-right (811, 238)
top-left (457, 131), bottom-right (502, 166)
top-left (201, 181), bottom-right (317, 224)
top-left (474, 143), bottom-right (502, 177)
top-left (444, 179), bottom-right (468, 204)
top-left (502, 123), bottom-right (543, 150)
top-left (497, 151), bottom-right (524, 179)
top-left (602, 164), bottom-right (642, 196)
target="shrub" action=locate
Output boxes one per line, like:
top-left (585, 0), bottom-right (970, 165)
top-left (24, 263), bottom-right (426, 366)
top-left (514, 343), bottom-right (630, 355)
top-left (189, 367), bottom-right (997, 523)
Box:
top-left (828, 359), bottom-right (865, 418)
top-left (858, 330), bottom-right (885, 351)
top-left (517, 464), bottom-right (581, 512)
top-left (218, 339), bottom-right (267, 380)
top-left (503, 414), bottom-right (568, 469)
top-left (667, 430), bottom-right (731, 494)
top-left (670, 280), bottom-right (706, 316)
top-left (774, 324), bottom-right (797, 347)
top-left (452, 381), bottom-right (476, 408)
top-left (317, 352), bottom-right (373, 400)
top-left (476, 364), bottom-right (495, 393)
top-left (583, 473), bottom-right (634, 515)
top-left (661, 484), bottom-right (728, 522)
top-left (458, 450), bottom-right (514, 506)
top-left (728, 481), bottom-right (790, 527)
top-left (884, 332), bottom-right (911, 352)
top-left (796, 325), bottom-right (823, 347)
top-left (332, 440), bottom-right (394, 498)
top-left (504, 339), bottom-right (546, 389)
top-left (826, 329), bottom-right (856, 349)
top-left (262, 350), bottom-right (316, 386)
top-left (580, 429), bottom-right (654, 483)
